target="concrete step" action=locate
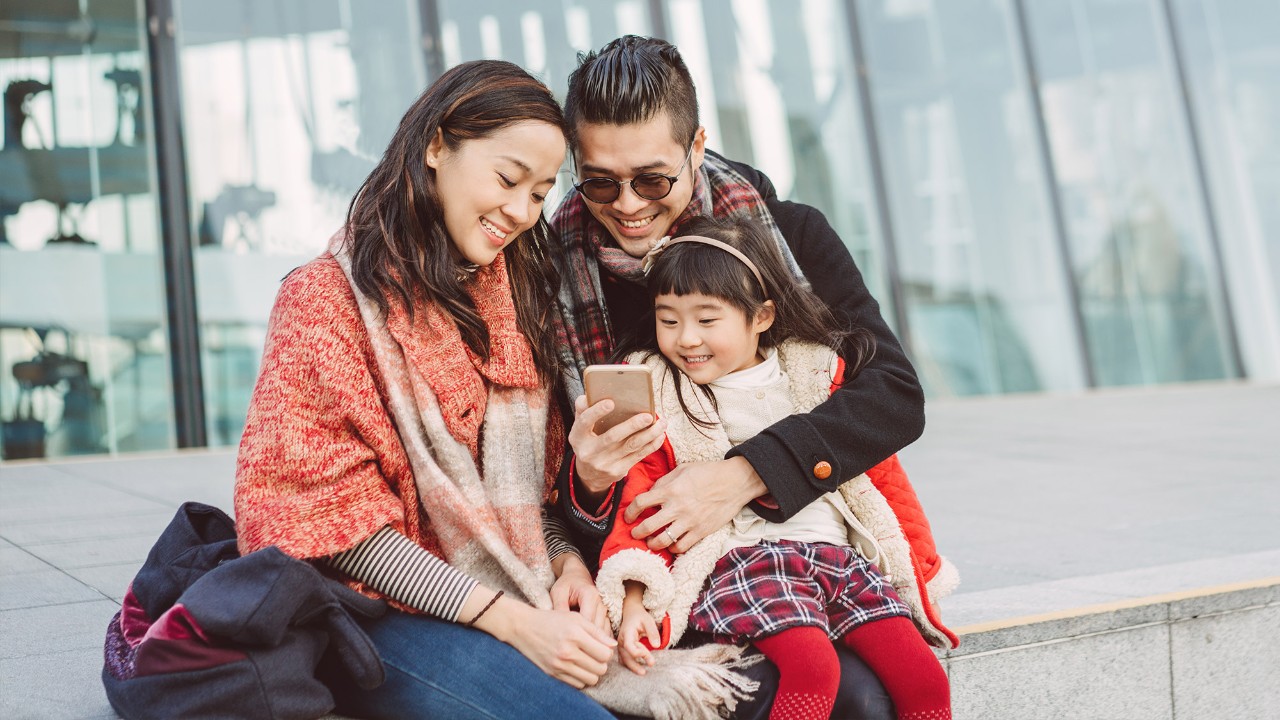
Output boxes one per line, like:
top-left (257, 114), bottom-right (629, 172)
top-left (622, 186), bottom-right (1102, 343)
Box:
top-left (945, 578), bottom-right (1280, 719)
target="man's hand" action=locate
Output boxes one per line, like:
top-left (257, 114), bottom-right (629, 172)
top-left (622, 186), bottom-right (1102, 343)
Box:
top-left (550, 552), bottom-right (611, 636)
top-left (625, 456), bottom-right (766, 553)
top-left (568, 394), bottom-right (667, 495)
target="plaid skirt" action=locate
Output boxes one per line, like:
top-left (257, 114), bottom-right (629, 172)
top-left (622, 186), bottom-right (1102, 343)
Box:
top-left (688, 540), bottom-right (910, 642)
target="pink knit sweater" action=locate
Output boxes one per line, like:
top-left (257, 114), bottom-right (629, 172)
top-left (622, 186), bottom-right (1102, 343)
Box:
top-left (234, 255), bottom-right (561, 602)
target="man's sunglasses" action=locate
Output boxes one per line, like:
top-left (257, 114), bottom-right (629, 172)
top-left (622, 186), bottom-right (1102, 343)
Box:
top-left (573, 143), bottom-right (695, 204)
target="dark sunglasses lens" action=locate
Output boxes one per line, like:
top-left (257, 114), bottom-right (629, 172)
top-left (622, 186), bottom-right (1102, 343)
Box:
top-left (579, 179), bottom-right (620, 203)
top-left (632, 174), bottom-right (674, 201)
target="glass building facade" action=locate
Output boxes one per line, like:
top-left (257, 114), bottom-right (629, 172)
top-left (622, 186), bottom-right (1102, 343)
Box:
top-left (1, 0), bottom-right (1276, 460)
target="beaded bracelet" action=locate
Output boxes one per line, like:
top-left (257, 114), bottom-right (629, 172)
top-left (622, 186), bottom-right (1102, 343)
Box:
top-left (466, 590), bottom-right (504, 628)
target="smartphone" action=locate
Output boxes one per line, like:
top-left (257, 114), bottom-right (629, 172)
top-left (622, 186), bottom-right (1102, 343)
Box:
top-left (583, 364), bottom-right (655, 434)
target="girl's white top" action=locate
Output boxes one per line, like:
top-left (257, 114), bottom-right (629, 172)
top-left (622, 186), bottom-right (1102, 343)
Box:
top-left (708, 347), bottom-right (850, 552)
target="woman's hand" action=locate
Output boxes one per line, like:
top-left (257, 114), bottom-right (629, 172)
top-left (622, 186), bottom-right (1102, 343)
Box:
top-left (617, 603), bottom-right (661, 676)
top-left (568, 395), bottom-right (667, 495)
top-left (550, 553), bottom-right (610, 635)
top-left (473, 594), bottom-right (617, 689)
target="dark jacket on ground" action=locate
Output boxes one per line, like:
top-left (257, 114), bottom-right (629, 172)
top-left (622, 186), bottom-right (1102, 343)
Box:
top-left (102, 502), bottom-right (386, 720)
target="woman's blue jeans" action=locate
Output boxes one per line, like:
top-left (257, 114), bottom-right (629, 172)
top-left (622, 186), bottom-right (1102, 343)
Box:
top-left (327, 609), bottom-right (615, 720)
top-left (328, 610), bottom-right (893, 720)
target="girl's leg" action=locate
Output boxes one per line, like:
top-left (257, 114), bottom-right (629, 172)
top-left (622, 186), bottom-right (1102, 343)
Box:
top-left (839, 617), bottom-right (951, 720)
top-left (327, 608), bottom-right (615, 720)
top-left (753, 626), bottom-right (840, 720)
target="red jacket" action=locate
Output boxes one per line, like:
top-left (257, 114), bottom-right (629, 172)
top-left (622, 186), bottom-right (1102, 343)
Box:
top-left (599, 356), bottom-right (958, 649)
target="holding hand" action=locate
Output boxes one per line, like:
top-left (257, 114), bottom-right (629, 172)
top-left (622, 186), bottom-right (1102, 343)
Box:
top-left (550, 553), bottom-right (611, 636)
top-left (569, 394), bottom-right (667, 495)
top-left (618, 589), bottom-right (662, 676)
top-left (469, 593), bottom-right (617, 689)
top-left (626, 456), bottom-right (766, 553)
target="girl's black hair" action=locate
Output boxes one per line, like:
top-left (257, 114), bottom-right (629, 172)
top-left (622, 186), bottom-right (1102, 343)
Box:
top-left (617, 215), bottom-right (875, 427)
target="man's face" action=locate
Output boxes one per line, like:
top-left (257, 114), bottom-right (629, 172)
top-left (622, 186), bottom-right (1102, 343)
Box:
top-left (573, 113), bottom-right (706, 258)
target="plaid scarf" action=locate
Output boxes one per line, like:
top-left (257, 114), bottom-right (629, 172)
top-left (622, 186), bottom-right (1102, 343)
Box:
top-left (330, 234), bottom-right (558, 606)
top-left (552, 152), bottom-right (805, 400)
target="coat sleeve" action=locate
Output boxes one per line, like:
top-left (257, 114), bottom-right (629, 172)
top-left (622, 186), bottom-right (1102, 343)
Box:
top-left (598, 441), bottom-right (676, 567)
top-left (553, 445), bottom-right (623, 545)
top-left (234, 262), bottom-right (408, 560)
top-left (594, 440), bottom-right (678, 645)
top-left (729, 202), bottom-right (926, 520)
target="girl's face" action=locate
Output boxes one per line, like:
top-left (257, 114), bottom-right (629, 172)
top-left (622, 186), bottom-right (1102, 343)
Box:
top-left (426, 120), bottom-right (566, 267)
top-left (654, 292), bottom-right (775, 385)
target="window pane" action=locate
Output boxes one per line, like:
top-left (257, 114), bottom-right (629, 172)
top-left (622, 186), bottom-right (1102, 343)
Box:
top-left (1171, 0), bottom-right (1280, 381)
top-left (173, 0), bottom-right (429, 446)
top-left (659, 0), bottom-right (894, 328)
top-left (859, 0), bottom-right (1083, 396)
top-left (1025, 0), bottom-right (1239, 386)
top-left (0, 0), bottom-right (176, 459)
top-left (437, 0), bottom-right (652, 210)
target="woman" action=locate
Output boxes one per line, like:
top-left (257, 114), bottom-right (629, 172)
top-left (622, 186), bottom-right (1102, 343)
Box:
top-left (234, 60), bottom-right (617, 719)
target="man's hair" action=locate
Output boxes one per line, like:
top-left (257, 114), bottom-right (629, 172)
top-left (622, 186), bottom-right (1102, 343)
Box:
top-left (564, 35), bottom-right (699, 151)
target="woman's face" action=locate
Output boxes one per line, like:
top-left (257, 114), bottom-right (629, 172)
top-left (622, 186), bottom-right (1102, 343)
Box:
top-left (426, 120), bottom-right (566, 266)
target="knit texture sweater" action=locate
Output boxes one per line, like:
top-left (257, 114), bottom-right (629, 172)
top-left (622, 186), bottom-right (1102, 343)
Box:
top-left (234, 255), bottom-right (563, 606)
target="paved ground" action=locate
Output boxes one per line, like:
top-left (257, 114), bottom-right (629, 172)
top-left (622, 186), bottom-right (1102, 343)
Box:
top-left (1, 380), bottom-right (1278, 719)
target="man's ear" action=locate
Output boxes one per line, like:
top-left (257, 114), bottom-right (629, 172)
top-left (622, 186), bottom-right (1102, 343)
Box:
top-left (425, 128), bottom-right (446, 169)
top-left (753, 300), bottom-right (776, 334)
top-left (690, 126), bottom-right (708, 171)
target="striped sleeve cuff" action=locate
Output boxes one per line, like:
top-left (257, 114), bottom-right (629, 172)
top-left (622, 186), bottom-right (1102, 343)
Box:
top-left (326, 526), bottom-right (479, 622)
top-left (543, 508), bottom-right (581, 563)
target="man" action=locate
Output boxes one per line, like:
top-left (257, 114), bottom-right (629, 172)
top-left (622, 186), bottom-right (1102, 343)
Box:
top-left (551, 36), bottom-right (925, 720)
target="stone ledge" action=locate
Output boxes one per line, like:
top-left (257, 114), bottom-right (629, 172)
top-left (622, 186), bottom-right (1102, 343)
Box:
top-left (945, 578), bottom-right (1280, 720)
top-left (947, 575), bottom-right (1280, 657)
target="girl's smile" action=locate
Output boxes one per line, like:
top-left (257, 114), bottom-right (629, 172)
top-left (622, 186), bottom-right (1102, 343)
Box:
top-left (654, 292), bottom-right (775, 385)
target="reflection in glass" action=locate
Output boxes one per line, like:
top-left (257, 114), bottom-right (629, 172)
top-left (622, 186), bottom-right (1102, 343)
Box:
top-left (1170, 0), bottom-right (1280, 380)
top-left (173, 0), bottom-right (659, 447)
top-left (1024, 0), bottom-right (1238, 387)
top-left (174, 0), bottom-right (430, 445)
top-left (0, 0), bottom-right (175, 458)
top-left (663, 0), bottom-right (892, 323)
top-left (858, 0), bottom-right (1082, 396)
top-left (439, 0), bottom-right (652, 210)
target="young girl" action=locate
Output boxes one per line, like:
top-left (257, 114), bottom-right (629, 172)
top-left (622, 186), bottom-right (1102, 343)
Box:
top-left (593, 216), bottom-right (959, 720)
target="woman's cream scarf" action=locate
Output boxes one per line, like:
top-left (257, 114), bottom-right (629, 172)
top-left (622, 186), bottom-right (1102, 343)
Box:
top-left (332, 234), bottom-right (756, 719)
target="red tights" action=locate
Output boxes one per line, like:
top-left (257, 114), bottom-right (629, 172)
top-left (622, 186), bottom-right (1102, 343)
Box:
top-left (753, 618), bottom-right (951, 720)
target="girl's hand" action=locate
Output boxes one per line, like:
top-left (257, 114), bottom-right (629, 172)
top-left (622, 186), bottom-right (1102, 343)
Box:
top-left (476, 596), bottom-right (617, 689)
top-left (617, 605), bottom-right (661, 676)
top-left (550, 553), bottom-right (611, 636)
top-left (568, 394), bottom-right (667, 494)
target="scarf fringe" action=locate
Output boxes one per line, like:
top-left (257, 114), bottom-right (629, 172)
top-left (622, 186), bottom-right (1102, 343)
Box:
top-left (587, 643), bottom-right (763, 719)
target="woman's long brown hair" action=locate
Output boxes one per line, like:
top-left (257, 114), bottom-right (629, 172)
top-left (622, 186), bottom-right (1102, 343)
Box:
top-left (343, 60), bottom-right (566, 381)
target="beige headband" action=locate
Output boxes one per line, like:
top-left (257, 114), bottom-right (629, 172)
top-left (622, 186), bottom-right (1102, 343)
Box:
top-left (641, 234), bottom-right (769, 299)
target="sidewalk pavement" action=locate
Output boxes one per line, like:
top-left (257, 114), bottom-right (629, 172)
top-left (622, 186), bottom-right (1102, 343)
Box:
top-left (2, 380), bottom-right (1278, 719)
